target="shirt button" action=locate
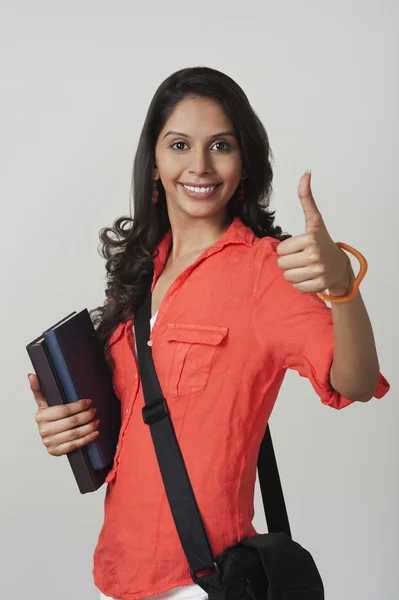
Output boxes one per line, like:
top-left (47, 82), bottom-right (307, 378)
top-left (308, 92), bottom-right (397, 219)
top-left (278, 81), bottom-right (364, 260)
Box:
top-left (147, 340), bottom-right (153, 347)
top-left (116, 444), bottom-right (118, 449)
top-left (125, 408), bottom-right (129, 414)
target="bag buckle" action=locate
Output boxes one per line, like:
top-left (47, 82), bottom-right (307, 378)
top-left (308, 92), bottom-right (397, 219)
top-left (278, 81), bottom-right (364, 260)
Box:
top-left (142, 398), bottom-right (169, 425)
top-left (190, 561), bottom-right (221, 584)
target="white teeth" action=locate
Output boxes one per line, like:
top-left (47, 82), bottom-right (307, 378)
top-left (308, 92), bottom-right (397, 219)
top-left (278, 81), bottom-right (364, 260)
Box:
top-left (183, 184), bottom-right (216, 193)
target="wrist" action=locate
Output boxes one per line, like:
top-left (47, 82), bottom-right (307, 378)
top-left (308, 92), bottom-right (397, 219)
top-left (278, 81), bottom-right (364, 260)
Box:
top-left (329, 256), bottom-right (355, 297)
top-left (317, 242), bottom-right (368, 304)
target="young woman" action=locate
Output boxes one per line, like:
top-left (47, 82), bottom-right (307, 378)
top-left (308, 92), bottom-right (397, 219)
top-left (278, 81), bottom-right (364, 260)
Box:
top-left (29, 66), bottom-right (390, 600)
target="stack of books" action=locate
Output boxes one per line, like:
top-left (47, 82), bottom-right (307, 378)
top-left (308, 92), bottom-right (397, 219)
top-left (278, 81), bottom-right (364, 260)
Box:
top-left (26, 309), bottom-right (121, 493)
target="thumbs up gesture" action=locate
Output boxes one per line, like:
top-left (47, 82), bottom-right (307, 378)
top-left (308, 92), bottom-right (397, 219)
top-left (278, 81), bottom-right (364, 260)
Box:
top-left (276, 171), bottom-right (352, 297)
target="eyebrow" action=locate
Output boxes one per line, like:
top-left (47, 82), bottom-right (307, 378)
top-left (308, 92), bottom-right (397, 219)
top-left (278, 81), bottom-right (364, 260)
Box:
top-left (162, 130), bottom-right (237, 140)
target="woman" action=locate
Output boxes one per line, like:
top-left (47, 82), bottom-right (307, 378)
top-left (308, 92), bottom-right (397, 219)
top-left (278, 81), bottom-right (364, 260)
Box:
top-left (29, 66), bottom-right (390, 600)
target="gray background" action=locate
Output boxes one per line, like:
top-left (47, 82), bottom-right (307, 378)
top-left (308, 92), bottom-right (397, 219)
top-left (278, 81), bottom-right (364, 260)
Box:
top-left (1, 1), bottom-right (397, 598)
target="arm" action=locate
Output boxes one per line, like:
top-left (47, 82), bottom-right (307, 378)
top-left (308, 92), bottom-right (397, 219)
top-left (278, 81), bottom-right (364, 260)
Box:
top-left (329, 264), bottom-right (380, 402)
top-left (253, 235), bottom-right (389, 410)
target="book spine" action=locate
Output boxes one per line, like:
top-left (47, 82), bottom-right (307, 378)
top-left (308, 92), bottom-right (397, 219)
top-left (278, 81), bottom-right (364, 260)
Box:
top-left (26, 343), bottom-right (66, 408)
top-left (43, 330), bottom-right (103, 471)
top-left (26, 341), bottom-right (107, 493)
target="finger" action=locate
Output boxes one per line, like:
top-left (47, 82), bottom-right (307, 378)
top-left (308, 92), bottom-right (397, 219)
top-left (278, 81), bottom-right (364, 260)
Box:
top-left (276, 233), bottom-right (308, 256)
top-left (37, 406), bottom-right (97, 437)
top-left (28, 373), bottom-right (49, 410)
top-left (298, 171), bottom-right (324, 233)
top-left (35, 398), bottom-right (93, 425)
top-left (47, 429), bottom-right (100, 457)
top-left (283, 265), bottom-right (324, 284)
top-left (42, 419), bottom-right (100, 450)
top-left (277, 251), bottom-right (310, 271)
top-left (292, 278), bottom-right (327, 294)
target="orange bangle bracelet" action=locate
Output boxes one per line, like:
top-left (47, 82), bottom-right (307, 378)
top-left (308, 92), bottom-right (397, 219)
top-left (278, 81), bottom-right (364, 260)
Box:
top-left (317, 242), bottom-right (368, 303)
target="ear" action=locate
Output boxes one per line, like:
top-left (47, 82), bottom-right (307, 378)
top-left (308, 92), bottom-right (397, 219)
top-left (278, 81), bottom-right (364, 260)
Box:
top-left (153, 166), bottom-right (159, 180)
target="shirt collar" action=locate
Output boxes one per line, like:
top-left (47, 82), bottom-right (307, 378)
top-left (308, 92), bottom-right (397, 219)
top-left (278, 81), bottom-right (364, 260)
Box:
top-left (153, 217), bottom-right (255, 281)
top-left (111, 217), bottom-right (256, 335)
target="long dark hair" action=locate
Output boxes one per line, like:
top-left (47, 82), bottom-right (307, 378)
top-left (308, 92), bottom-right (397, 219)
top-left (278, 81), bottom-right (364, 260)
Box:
top-left (91, 66), bottom-right (291, 360)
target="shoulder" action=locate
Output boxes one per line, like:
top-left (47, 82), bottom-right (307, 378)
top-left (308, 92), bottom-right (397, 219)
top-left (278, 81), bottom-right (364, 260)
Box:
top-left (252, 234), bottom-right (281, 256)
top-left (246, 235), bottom-right (287, 303)
top-left (251, 235), bottom-right (283, 284)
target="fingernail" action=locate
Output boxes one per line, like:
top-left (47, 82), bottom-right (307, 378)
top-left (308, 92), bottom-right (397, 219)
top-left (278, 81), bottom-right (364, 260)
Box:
top-left (27, 374), bottom-right (32, 381)
top-left (305, 169), bottom-right (312, 174)
top-left (86, 399), bottom-right (92, 406)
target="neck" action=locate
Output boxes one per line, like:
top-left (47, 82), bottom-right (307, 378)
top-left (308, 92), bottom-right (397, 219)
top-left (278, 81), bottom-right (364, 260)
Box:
top-left (167, 212), bottom-right (232, 262)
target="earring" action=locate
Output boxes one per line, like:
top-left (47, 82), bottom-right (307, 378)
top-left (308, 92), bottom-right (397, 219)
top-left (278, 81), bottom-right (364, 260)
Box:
top-left (239, 179), bottom-right (245, 202)
top-left (152, 179), bottom-right (159, 204)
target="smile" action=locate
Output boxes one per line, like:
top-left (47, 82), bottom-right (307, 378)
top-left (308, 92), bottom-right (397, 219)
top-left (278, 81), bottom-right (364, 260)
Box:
top-left (178, 183), bottom-right (221, 199)
top-left (182, 184), bottom-right (218, 192)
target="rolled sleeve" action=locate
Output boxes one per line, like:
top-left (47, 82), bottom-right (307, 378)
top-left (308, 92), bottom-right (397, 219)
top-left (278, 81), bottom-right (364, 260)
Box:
top-left (253, 237), bottom-right (390, 410)
top-left (373, 373), bottom-right (390, 399)
top-left (274, 290), bottom-right (356, 409)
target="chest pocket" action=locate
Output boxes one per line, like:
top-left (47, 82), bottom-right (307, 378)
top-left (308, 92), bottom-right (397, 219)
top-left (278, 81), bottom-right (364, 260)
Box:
top-left (163, 323), bottom-right (228, 397)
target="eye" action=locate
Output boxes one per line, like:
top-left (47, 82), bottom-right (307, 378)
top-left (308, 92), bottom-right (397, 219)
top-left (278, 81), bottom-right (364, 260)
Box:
top-left (169, 140), bottom-right (232, 152)
top-left (169, 141), bottom-right (189, 151)
top-left (210, 141), bottom-right (231, 152)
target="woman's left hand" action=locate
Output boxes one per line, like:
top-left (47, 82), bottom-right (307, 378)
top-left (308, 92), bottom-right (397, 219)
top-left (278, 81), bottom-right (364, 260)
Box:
top-left (276, 171), bottom-right (353, 297)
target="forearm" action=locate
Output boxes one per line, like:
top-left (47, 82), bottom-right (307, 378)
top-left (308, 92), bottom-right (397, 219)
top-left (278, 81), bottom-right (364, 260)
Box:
top-left (329, 263), bottom-right (380, 402)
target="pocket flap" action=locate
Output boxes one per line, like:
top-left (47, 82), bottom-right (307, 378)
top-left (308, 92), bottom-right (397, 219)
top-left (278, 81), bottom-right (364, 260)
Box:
top-left (164, 323), bottom-right (228, 345)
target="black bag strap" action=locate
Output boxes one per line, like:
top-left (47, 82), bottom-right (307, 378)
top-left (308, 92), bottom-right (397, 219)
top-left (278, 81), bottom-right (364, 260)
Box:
top-left (134, 275), bottom-right (291, 593)
top-left (258, 424), bottom-right (291, 538)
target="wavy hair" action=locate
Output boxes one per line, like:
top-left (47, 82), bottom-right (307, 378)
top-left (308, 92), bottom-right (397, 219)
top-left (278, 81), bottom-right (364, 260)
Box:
top-left (90, 66), bottom-right (291, 363)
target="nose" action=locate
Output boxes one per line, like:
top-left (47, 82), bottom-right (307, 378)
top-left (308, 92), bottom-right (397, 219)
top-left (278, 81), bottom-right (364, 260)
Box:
top-left (189, 147), bottom-right (214, 177)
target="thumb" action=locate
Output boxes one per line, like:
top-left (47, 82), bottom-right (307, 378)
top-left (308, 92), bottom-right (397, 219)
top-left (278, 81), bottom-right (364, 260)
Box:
top-left (298, 170), bottom-right (324, 233)
top-left (28, 373), bottom-right (48, 410)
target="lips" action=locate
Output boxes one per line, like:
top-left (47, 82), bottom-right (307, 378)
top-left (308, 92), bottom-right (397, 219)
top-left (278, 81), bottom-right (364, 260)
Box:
top-left (178, 182), bottom-right (222, 200)
top-left (180, 183), bottom-right (221, 190)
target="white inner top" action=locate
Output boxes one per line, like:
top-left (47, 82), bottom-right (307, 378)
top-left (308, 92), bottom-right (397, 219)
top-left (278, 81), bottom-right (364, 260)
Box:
top-left (150, 310), bottom-right (158, 328)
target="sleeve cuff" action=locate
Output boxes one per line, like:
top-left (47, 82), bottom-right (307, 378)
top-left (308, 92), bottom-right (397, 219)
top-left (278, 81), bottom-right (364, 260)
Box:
top-left (373, 373), bottom-right (390, 399)
top-left (320, 371), bottom-right (390, 409)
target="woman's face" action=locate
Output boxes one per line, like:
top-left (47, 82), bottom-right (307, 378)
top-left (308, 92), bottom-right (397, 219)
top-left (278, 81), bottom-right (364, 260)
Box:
top-left (154, 96), bottom-right (244, 223)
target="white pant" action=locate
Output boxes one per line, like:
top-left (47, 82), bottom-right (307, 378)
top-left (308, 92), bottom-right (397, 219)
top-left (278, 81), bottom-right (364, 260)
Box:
top-left (99, 583), bottom-right (207, 600)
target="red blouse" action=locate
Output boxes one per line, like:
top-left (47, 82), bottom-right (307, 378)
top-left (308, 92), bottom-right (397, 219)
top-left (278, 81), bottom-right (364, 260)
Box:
top-left (93, 217), bottom-right (390, 599)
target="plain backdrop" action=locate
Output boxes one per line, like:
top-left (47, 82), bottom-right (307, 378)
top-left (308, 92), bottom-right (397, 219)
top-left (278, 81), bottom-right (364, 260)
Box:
top-left (1, 1), bottom-right (397, 599)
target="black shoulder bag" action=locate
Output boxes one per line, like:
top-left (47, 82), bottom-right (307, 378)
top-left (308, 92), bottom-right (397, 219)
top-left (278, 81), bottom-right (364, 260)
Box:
top-left (134, 276), bottom-right (324, 600)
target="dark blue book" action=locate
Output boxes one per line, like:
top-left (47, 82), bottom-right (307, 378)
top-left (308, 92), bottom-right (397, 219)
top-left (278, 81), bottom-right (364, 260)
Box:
top-left (27, 327), bottom-right (111, 493)
top-left (42, 309), bottom-right (121, 471)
